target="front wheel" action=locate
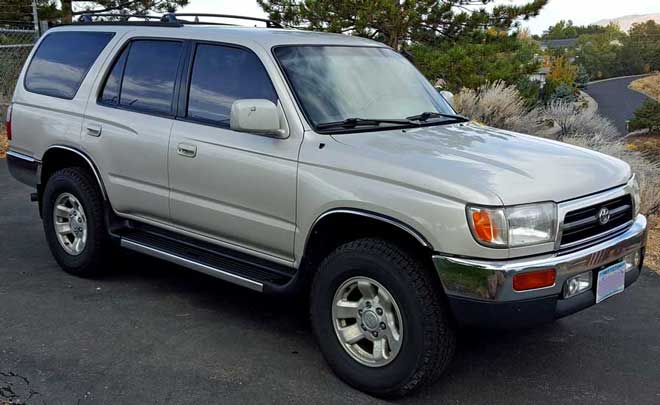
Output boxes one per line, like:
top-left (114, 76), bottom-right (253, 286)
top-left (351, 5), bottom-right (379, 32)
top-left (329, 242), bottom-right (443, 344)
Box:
top-left (310, 238), bottom-right (456, 398)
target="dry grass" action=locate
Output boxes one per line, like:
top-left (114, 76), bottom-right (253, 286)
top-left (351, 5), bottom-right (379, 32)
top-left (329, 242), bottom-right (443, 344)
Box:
top-left (630, 74), bottom-right (660, 101)
top-left (543, 100), bottom-right (619, 140)
top-left (454, 81), bottom-right (543, 134)
top-left (0, 125), bottom-right (8, 159)
top-left (646, 216), bottom-right (660, 274)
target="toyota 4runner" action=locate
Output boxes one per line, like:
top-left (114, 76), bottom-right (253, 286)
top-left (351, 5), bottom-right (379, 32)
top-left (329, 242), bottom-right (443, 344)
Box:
top-left (5, 13), bottom-right (648, 398)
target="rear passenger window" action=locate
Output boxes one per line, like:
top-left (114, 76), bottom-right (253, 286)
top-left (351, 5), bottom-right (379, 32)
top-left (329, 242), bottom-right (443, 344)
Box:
top-left (25, 31), bottom-right (114, 99)
top-left (187, 44), bottom-right (278, 126)
top-left (99, 40), bottom-right (183, 115)
top-left (99, 46), bottom-right (128, 105)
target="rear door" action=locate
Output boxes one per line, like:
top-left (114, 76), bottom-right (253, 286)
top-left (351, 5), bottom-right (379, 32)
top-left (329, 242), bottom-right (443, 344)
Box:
top-left (168, 42), bottom-right (300, 261)
top-left (83, 38), bottom-right (185, 223)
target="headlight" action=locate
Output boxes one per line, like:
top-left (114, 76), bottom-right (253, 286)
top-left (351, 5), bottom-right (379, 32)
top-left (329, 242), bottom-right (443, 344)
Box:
top-left (630, 175), bottom-right (641, 217)
top-left (467, 202), bottom-right (557, 248)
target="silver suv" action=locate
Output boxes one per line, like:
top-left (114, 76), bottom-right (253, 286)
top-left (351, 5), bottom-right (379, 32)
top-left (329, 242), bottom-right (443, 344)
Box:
top-left (5, 13), bottom-right (648, 398)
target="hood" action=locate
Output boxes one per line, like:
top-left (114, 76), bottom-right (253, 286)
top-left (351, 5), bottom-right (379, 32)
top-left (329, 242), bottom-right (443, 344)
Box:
top-left (330, 123), bottom-right (631, 206)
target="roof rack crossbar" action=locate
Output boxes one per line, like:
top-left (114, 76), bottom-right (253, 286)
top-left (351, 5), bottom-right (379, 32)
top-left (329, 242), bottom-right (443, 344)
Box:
top-left (162, 13), bottom-right (284, 28)
top-left (75, 13), bottom-right (182, 27)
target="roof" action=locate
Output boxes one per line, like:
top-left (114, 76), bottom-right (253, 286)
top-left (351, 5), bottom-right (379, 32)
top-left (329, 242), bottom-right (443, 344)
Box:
top-left (540, 38), bottom-right (578, 49)
top-left (49, 24), bottom-right (385, 49)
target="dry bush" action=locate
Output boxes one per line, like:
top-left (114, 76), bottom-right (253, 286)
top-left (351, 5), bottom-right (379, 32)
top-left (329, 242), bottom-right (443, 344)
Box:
top-left (543, 100), bottom-right (619, 140)
top-left (629, 74), bottom-right (660, 101)
top-left (454, 81), bottom-right (543, 134)
top-left (562, 134), bottom-right (660, 216)
top-left (0, 125), bottom-right (8, 159)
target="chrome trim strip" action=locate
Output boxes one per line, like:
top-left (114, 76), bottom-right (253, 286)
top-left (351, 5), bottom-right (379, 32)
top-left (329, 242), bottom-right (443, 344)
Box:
top-left (6, 149), bottom-right (40, 187)
top-left (434, 214), bottom-right (647, 302)
top-left (45, 145), bottom-right (108, 200)
top-left (6, 149), bottom-right (39, 163)
top-left (121, 238), bottom-right (264, 292)
top-left (311, 209), bottom-right (431, 248)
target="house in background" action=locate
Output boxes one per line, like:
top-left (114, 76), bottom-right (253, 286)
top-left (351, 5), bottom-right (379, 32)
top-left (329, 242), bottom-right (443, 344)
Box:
top-left (539, 38), bottom-right (578, 52)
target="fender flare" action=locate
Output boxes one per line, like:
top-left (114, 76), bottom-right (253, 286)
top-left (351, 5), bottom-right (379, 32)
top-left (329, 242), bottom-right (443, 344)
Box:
top-left (41, 145), bottom-right (108, 201)
top-left (305, 208), bottom-right (433, 251)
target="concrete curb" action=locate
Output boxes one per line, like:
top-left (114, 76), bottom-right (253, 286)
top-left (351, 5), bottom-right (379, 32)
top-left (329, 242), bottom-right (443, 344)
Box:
top-left (579, 90), bottom-right (598, 115)
top-left (587, 74), bottom-right (651, 86)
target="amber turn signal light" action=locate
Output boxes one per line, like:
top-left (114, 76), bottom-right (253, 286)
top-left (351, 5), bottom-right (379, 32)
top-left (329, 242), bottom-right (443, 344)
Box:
top-left (513, 269), bottom-right (556, 291)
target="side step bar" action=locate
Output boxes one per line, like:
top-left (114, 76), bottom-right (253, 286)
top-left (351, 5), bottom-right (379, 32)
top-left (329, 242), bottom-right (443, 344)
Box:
top-left (121, 238), bottom-right (264, 292)
top-left (117, 223), bottom-right (296, 293)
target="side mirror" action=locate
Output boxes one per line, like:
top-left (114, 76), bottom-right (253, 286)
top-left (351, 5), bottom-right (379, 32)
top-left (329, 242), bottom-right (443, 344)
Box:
top-left (230, 99), bottom-right (286, 138)
top-left (440, 90), bottom-right (454, 108)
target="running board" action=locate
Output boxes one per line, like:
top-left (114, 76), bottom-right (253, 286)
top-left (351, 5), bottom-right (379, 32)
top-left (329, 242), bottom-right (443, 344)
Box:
top-left (118, 224), bottom-right (296, 293)
top-left (121, 239), bottom-right (264, 291)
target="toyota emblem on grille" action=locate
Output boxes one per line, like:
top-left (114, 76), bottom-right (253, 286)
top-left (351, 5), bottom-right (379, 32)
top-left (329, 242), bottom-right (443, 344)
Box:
top-left (598, 207), bottom-right (610, 225)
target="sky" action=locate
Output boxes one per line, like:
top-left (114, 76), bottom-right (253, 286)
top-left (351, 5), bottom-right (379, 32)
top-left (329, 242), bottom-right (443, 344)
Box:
top-left (178, 0), bottom-right (660, 35)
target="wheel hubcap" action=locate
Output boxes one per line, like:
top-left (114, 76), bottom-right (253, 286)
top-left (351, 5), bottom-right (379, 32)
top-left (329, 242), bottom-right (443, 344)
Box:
top-left (332, 276), bottom-right (403, 367)
top-left (53, 193), bottom-right (88, 256)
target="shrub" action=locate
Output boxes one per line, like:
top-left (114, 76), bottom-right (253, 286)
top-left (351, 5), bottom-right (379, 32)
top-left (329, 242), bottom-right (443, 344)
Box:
top-left (550, 83), bottom-right (577, 103)
top-left (542, 100), bottom-right (619, 140)
top-left (629, 99), bottom-right (660, 134)
top-left (546, 55), bottom-right (577, 86)
top-left (515, 77), bottom-right (542, 107)
top-left (575, 64), bottom-right (590, 88)
top-left (454, 81), bottom-right (542, 134)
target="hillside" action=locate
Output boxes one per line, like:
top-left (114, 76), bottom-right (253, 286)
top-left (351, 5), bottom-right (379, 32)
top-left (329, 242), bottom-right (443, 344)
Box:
top-left (593, 13), bottom-right (660, 31)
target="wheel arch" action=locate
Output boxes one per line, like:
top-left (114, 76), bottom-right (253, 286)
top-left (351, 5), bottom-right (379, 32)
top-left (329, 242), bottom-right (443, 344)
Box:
top-left (40, 145), bottom-right (108, 201)
top-left (295, 209), bottom-right (435, 291)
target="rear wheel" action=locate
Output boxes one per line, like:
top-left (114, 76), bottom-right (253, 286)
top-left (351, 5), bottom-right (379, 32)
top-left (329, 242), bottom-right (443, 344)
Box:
top-left (310, 238), bottom-right (456, 398)
top-left (42, 167), bottom-right (111, 277)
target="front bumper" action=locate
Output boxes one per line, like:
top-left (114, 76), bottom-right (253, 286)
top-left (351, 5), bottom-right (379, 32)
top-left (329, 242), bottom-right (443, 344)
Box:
top-left (434, 215), bottom-right (648, 328)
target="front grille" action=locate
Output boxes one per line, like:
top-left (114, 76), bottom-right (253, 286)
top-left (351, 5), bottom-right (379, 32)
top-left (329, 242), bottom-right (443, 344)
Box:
top-left (560, 195), bottom-right (633, 248)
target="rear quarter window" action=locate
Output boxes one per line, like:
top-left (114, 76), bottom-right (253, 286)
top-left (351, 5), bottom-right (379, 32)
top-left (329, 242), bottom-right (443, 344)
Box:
top-left (24, 31), bottom-right (115, 99)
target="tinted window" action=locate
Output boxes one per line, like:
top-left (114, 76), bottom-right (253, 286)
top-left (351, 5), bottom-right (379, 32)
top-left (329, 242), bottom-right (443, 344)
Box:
top-left (25, 31), bottom-right (114, 99)
top-left (187, 44), bottom-right (277, 125)
top-left (119, 40), bottom-right (183, 114)
top-left (100, 46), bottom-right (128, 105)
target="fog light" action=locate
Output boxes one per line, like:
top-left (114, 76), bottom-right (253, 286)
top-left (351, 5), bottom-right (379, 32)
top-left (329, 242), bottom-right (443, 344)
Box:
top-left (623, 250), bottom-right (641, 272)
top-left (563, 272), bottom-right (592, 298)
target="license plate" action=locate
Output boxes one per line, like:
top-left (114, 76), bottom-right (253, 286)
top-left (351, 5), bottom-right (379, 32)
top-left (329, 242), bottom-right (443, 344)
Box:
top-left (596, 262), bottom-right (626, 304)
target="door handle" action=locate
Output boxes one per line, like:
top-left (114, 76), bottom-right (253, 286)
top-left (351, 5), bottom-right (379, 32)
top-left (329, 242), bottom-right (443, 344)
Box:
top-left (86, 123), bottom-right (102, 137)
top-left (177, 143), bottom-right (197, 158)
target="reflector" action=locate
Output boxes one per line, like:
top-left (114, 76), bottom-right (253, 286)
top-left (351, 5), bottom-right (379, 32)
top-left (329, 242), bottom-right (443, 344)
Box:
top-left (513, 269), bottom-right (556, 291)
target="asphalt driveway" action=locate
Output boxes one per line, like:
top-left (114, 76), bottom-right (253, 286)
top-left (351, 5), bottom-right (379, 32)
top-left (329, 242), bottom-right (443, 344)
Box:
top-left (1, 160), bottom-right (660, 404)
top-left (584, 75), bottom-right (652, 134)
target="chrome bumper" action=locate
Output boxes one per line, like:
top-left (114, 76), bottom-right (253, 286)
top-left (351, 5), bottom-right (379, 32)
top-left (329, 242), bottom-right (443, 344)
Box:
top-left (433, 214), bottom-right (647, 302)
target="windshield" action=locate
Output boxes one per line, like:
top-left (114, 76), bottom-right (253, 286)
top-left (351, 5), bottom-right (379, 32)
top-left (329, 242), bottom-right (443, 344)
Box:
top-left (273, 46), bottom-right (455, 131)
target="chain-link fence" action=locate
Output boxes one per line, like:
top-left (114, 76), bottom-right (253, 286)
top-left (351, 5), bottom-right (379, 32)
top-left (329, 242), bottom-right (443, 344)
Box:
top-left (0, 0), bottom-right (39, 110)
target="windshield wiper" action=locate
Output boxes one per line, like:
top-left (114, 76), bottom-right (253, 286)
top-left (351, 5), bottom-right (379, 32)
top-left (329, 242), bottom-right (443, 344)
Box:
top-left (316, 117), bottom-right (414, 131)
top-left (406, 112), bottom-right (469, 123)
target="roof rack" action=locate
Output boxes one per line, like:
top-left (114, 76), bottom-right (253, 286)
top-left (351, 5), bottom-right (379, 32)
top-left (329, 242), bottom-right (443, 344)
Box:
top-left (73, 12), bottom-right (284, 29)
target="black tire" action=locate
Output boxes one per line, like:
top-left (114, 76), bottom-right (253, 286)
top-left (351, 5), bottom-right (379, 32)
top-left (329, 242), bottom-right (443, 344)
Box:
top-left (42, 167), bottom-right (111, 277)
top-left (310, 238), bottom-right (456, 398)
